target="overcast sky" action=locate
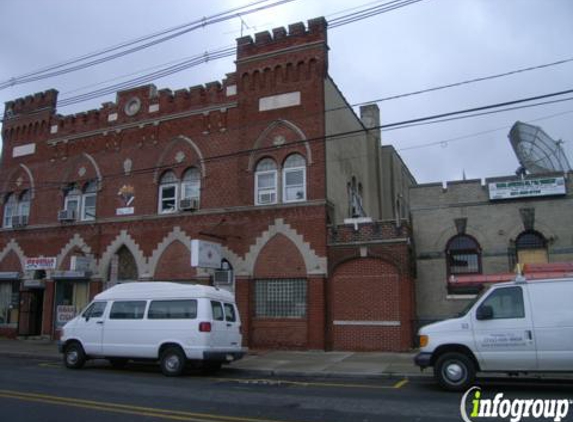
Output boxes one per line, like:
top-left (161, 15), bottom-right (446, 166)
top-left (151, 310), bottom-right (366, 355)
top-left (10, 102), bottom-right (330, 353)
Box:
top-left (1, 0), bottom-right (572, 183)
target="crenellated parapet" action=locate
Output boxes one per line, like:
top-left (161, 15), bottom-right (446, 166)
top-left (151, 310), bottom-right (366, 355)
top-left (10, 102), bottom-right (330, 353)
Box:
top-left (236, 18), bottom-right (328, 93)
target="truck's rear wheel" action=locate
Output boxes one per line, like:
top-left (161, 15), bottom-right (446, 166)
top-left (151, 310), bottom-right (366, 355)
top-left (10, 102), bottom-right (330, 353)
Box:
top-left (434, 352), bottom-right (475, 391)
top-left (160, 347), bottom-right (186, 377)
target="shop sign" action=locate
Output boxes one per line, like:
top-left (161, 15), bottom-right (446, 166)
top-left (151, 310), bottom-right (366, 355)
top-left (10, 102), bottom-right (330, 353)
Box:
top-left (24, 257), bottom-right (57, 271)
top-left (56, 305), bottom-right (76, 324)
top-left (70, 256), bottom-right (92, 272)
top-left (191, 239), bottom-right (222, 269)
top-left (23, 279), bottom-right (45, 289)
top-left (52, 271), bottom-right (89, 279)
top-left (488, 177), bottom-right (566, 200)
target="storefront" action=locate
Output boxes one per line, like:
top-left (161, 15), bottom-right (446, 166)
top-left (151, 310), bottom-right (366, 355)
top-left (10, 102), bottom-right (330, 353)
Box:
top-left (52, 271), bottom-right (90, 335)
top-left (0, 272), bottom-right (20, 337)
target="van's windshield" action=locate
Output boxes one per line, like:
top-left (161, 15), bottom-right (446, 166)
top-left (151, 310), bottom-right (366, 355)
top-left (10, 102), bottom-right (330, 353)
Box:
top-left (457, 285), bottom-right (491, 317)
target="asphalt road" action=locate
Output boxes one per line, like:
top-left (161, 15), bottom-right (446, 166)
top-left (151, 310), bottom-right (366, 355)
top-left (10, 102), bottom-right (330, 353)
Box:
top-left (1, 356), bottom-right (572, 422)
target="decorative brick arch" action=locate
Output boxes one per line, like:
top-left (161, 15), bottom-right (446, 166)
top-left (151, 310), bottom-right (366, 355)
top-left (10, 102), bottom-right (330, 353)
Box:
top-left (247, 119), bottom-right (313, 171)
top-left (242, 218), bottom-right (326, 276)
top-left (0, 239), bottom-right (26, 272)
top-left (1, 164), bottom-right (36, 201)
top-left (61, 152), bottom-right (102, 185)
top-left (153, 135), bottom-right (206, 182)
top-left (55, 234), bottom-right (93, 271)
top-left (98, 230), bottom-right (147, 280)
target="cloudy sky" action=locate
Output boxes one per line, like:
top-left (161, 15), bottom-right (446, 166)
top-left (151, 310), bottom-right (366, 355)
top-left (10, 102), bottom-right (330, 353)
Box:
top-left (1, 0), bottom-right (572, 183)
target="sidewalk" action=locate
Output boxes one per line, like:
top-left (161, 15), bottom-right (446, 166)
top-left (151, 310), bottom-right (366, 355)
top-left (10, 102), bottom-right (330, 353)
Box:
top-left (0, 337), bottom-right (426, 378)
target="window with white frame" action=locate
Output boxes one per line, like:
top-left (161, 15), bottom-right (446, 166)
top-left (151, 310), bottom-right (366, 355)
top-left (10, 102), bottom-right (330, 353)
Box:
top-left (255, 158), bottom-right (278, 205)
top-left (158, 171), bottom-right (178, 213)
top-left (282, 154), bottom-right (306, 202)
top-left (81, 181), bottom-right (97, 221)
top-left (3, 194), bottom-right (17, 228)
top-left (181, 167), bottom-right (201, 203)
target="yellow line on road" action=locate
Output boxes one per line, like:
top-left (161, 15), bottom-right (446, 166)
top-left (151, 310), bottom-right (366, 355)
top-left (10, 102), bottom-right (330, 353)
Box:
top-left (393, 379), bottom-right (409, 389)
top-left (0, 389), bottom-right (301, 422)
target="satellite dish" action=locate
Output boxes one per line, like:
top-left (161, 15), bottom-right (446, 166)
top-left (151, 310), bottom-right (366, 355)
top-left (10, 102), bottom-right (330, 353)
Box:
top-left (509, 121), bottom-right (571, 175)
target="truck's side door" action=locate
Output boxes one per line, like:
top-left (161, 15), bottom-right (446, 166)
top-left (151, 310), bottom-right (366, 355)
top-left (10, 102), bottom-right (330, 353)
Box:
top-left (77, 301), bottom-right (107, 357)
top-left (472, 286), bottom-right (537, 371)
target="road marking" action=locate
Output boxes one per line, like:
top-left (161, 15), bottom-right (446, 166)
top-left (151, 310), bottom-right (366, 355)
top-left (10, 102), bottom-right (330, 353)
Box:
top-left (393, 379), bottom-right (409, 389)
top-left (38, 363), bottom-right (60, 368)
top-left (0, 389), bottom-right (300, 422)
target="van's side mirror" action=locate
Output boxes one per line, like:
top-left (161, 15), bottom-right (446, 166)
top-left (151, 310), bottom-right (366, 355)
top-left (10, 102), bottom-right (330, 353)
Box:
top-left (476, 305), bottom-right (494, 320)
top-left (84, 314), bottom-right (90, 322)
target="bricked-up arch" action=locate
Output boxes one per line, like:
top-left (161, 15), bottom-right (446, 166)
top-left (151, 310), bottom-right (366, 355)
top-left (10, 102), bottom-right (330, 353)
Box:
top-left (98, 230), bottom-right (147, 281)
top-left (242, 218), bottom-right (326, 276)
top-left (253, 234), bottom-right (307, 278)
top-left (248, 120), bottom-right (312, 172)
top-left (0, 239), bottom-right (26, 272)
top-left (252, 233), bottom-right (309, 349)
top-left (153, 135), bottom-right (206, 183)
top-left (60, 153), bottom-right (102, 186)
top-left (331, 257), bottom-right (404, 352)
top-left (154, 240), bottom-right (197, 281)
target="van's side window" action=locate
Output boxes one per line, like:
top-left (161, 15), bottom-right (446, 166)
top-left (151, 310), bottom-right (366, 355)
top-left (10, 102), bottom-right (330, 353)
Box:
top-left (211, 301), bottom-right (224, 321)
top-left (82, 301), bottom-right (107, 319)
top-left (109, 301), bottom-right (146, 320)
top-left (224, 303), bottom-right (236, 322)
top-left (148, 300), bottom-right (197, 319)
top-left (479, 287), bottom-right (524, 319)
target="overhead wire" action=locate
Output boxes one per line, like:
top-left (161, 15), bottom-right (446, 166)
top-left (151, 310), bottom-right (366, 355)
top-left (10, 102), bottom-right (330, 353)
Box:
top-left (0, 0), bottom-right (296, 90)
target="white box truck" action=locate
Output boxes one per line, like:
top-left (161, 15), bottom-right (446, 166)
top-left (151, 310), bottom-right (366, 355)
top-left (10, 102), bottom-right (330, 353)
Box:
top-left (414, 276), bottom-right (573, 391)
top-left (58, 282), bottom-right (246, 376)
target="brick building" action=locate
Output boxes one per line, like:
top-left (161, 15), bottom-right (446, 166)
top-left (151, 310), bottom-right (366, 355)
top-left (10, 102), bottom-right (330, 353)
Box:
top-left (0, 18), bottom-right (416, 351)
top-left (411, 172), bottom-right (573, 326)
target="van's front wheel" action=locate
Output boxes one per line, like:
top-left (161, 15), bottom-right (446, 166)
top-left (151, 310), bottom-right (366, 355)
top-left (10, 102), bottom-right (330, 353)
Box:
top-left (63, 342), bottom-right (86, 369)
top-left (160, 347), bottom-right (186, 376)
top-left (434, 352), bottom-right (475, 392)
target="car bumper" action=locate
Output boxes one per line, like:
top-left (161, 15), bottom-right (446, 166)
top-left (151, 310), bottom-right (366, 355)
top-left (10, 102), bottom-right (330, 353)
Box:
top-left (203, 349), bottom-right (247, 363)
top-left (414, 352), bottom-right (433, 369)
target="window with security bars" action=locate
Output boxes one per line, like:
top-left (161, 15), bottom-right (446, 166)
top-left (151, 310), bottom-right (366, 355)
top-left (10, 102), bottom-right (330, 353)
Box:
top-left (255, 279), bottom-right (307, 318)
top-left (446, 234), bottom-right (481, 275)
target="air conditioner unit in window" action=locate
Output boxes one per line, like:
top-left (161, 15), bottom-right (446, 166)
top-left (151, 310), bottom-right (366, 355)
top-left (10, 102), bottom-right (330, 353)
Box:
top-left (258, 192), bottom-right (275, 205)
top-left (179, 198), bottom-right (199, 210)
top-left (11, 215), bottom-right (28, 228)
top-left (58, 209), bottom-right (76, 222)
top-left (213, 270), bottom-right (233, 285)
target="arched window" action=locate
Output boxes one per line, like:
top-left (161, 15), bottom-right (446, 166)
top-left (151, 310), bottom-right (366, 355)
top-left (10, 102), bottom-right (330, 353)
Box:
top-left (282, 154), bottom-right (306, 202)
top-left (18, 190), bottom-right (31, 221)
top-left (3, 194), bottom-right (17, 228)
top-left (516, 230), bottom-right (547, 265)
top-left (255, 158), bottom-right (277, 205)
top-left (81, 181), bottom-right (97, 221)
top-left (446, 234), bottom-right (481, 276)
top-left (158, 171), bottom-right (178, 214)
top-left (181, 167), bottom-right (201, 204)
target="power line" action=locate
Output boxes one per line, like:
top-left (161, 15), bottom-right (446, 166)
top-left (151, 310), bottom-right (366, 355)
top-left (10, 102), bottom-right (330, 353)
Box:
top-left (0, 0), bottom-right (295, 90)
top-left (1, 88), bottom-right (572, 197)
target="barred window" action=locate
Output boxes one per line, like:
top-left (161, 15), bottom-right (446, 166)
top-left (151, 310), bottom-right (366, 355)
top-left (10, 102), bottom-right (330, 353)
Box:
top-left (255, 279), bottom-right (307, 318)
top-left (446, 234), bottom-right (481, 276)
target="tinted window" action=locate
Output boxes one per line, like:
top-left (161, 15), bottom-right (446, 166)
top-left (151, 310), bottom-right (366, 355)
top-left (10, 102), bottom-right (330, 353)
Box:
top-left (109, 301), bottom-right (146, 320)
top-left (148, 300), bottom-right (197, 319)
top-left (82, 302), bottom-right (107, 319)
top-left (479, 287), bottom-right (524, 319)
top-left (211, 301), bottom-right (224, 321)
top-left (224, 303), bottom-right (236, 322)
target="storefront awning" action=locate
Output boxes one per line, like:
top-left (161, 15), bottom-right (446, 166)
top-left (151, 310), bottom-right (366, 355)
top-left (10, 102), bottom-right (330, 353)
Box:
top-left (0, 272), bottom-right (20, 280)
top-left (52, 271), bottom-right (91, 280)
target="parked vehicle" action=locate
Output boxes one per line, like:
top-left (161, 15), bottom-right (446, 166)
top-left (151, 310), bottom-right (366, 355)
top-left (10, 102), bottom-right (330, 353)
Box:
top-left (414, 276), bottom-right (573, 391)
top-left (58, 282), bottom-right (246, 376)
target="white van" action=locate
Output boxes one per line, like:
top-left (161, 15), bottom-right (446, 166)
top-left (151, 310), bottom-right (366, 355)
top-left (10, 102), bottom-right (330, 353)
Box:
top-left (58, 282), bottom-right (246, 376)
top-left (415, 276), bottom-right (573, 391)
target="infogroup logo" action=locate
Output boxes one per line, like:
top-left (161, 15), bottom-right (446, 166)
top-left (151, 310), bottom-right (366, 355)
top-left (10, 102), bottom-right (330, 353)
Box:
top-left (460, 387), bottom-right (571, 422)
